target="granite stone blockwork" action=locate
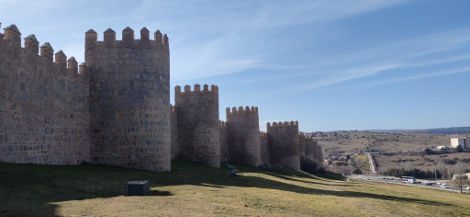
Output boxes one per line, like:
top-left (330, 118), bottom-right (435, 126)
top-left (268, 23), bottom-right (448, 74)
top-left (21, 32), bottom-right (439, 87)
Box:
top-left (299, 133), bottom-right (323, 171)
top-left (86, 27), bottom-right (171, 171)
top-left (174, 84), bottom-right (220, 168)
top-left (0, 25), bottom-right (90, 165)
top-left (170, 105), bottom-right (179, 160)
top-left (267, 121), bottom-right (300, 170)
top-left (259, 132), bottom-right (270, 167)
top-left (219, 121), bottom-right (229, 163)
top-left (0, 23), bottom-right (323, 172)
top-left (226, 106), bottom-right (261, 167)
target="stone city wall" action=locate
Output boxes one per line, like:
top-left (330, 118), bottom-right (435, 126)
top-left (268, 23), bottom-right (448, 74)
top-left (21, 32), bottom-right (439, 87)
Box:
top-left (86, 27), bottom-right (171, 171)
top-left (174, 84), bottom-right (220, 167)
top-left (226, 106), bottom-right (261, 167)
top-left (267, 121), bottom-right (300, 170)
top-left (0, 22), bottom-right (323, 173)
top-left (0, 25), bottom-right (90, 165)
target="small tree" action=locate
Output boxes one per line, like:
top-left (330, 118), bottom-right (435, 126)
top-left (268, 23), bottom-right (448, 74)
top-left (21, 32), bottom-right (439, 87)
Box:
top-left (451, 159), bottom-right (469, 193)
top-left (456, 145), bottom-right (464, 153)
top-left (353, 168), bottom-right (363, 174)
top-left (424, 148), bottom-right (434, 155)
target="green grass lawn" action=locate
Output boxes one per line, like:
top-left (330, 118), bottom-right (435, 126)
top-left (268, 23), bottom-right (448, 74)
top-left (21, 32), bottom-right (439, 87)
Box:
top-left (0, 161), bottom-right (469, 217)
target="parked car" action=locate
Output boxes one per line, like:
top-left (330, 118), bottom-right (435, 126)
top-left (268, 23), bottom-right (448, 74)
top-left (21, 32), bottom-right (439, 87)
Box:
top-left (401, 176), bottom-right (416, 184)
top-left (440, 183), bottom-right (449, 189)
top-left (424, 181), bottom-right (435, 186)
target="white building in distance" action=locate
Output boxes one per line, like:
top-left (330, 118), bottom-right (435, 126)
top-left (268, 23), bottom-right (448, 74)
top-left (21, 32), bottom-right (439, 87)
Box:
top-left (450, 138), bottom-right (467, 150)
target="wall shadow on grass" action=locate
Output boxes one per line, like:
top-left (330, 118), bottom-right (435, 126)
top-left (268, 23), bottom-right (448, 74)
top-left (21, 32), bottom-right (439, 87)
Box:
top-left (219, 175), bottom-right (451, 206)
top-left (0, 161), bottom-right (452, 217)
top-left (148, 190), bottom-right (173, 196)
top-left (263, 171), bottom-right (352, 187)
top-left (162, 161), bottom-right (452, 207)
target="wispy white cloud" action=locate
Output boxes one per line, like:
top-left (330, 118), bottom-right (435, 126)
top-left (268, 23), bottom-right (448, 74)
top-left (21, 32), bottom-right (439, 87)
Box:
top-left (293, 27), bottom-right (470, 91)
top-left (367, 66), bottom-right (470, 86)
top-left (0, 0), bottom-right (411, 81)
top-left (297, 64), bottom-right (400, 90)
top-left (127, 0), bottom-right (411, 81)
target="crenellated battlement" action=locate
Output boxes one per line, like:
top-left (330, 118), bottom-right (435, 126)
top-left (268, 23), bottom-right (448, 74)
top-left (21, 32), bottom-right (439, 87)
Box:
top-left (299, 132), bottom-right (316, 141)
top-left (174, 82), bottom-right (220, 168)
top-left (175, 84), bottom-right (218, 95)
top-left (1, 23), bottom-right (86, 79)
top-left (299, 131), bottom-right (322, 172)
top-left (85, 27), bottom-right (169, 51)
top-left (86, 24), bottom-right (171, 171)
top-left (267, 121), bottom-right (299, 129)
top-left (0, 23), bottom-right (91, 167)
top-left (267, 120), bottom-right (300, 170)
top-left (2, 24), bottom-right (21, 47)
top-left (226, 106), bottom-right (258, 116)
top-left (78, 63), bottom-right (89, 77)
top-left (0, 21), bottom-right (322, 173)
top-left (220, 121), bottom-right (226, 127)
top-left (225, 105), bottom-right (261, 166)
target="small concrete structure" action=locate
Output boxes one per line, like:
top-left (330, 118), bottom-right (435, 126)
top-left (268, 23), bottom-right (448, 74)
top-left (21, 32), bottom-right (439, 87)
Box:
top-left (450, 138), bottom-right (467, 150)
top-left (127, 180), bottom-right (149, 196)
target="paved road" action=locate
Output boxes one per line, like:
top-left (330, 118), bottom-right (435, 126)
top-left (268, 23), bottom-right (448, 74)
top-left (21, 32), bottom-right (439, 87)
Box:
top-left (349, 174), bottom-right (468, 194)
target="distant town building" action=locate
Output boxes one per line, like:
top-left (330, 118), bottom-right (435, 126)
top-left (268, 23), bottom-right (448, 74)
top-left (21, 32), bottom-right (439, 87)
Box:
top-left (452, 173), bottom-right (469, 181)
top-left (450, 138), bottom-right (467, 150)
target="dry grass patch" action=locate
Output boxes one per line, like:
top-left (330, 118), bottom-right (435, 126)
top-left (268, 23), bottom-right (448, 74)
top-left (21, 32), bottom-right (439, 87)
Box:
top-left (0, 162), bottom-right (469, 217)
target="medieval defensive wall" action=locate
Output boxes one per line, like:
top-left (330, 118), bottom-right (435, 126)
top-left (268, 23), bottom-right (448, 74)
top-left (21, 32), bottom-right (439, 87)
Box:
top-left (173, 84), bottom-right (220, 168)
top-left (86, 27), bottom-right (171, 171)
top-left (226, 106), bottom-right (261, 167)
top-left (0, 22), bottom-right (322, 173)
top-left (267, 121), bottom-right (301, 170)
top-left (0, 25), bottom-right (90, 165)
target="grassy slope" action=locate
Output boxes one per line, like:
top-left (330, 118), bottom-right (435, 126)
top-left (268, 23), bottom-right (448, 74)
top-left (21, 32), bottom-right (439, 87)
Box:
top-left (0, 161), bottom-right (469, 217)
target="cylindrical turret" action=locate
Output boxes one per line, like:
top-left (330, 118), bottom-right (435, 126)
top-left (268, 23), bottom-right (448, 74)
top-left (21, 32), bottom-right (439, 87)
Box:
top-left (86, 26), bottom-right (171, 172)
top-left (174, 84), bottom-right (220, 168)
top-left (226, 106), bottom-right (261, 167)
top-left (267, 121), bottom-right (300, 170)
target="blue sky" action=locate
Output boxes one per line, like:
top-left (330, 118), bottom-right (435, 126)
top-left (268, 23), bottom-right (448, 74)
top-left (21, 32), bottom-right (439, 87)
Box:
top-left (1, 0), bottom-right (470, 131)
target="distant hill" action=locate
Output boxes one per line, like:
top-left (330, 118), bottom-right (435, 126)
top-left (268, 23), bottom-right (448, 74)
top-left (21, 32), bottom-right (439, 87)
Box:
top-left (376, 127), bottom-right (470, 135)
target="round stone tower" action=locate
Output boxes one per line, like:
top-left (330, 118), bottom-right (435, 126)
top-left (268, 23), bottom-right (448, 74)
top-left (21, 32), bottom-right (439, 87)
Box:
top-left (85, 27), bottom-right (171, 171)
top-left (226, 106), bottom-right (261, 167)
top-left (267, 121), bottom-right (300, 170)
top-left (174, 84), bottom-right (220, 168)
top-left (299, 133), bottom-right (322, 171)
